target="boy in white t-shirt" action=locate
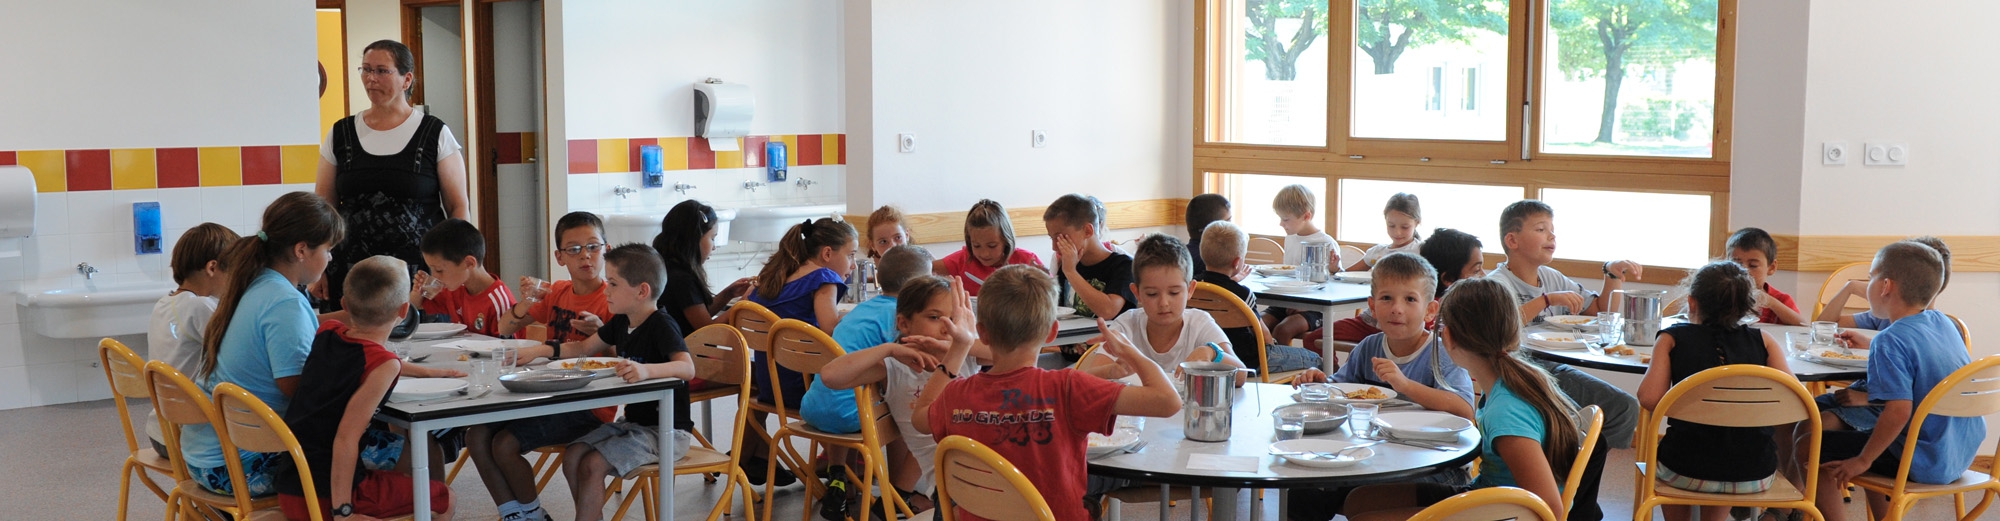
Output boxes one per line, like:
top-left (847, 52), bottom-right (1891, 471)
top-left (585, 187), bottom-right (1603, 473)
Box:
top-left (1081, 234), bottom-right (1245, 378)
top-left (1267, 184), bottom-right (1333, 347)
top-left (145, 223), bottom-right (239, 456)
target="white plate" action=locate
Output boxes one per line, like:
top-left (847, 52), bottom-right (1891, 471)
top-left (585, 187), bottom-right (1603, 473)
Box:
top-left (1333, 271), bottom-right (1373, 283)
top-left (1263, 280), bottom-right (1323, 294)
top-left (409, 323), bottom-right (467, 339)
top-left (546, 357), bottom-right (625, 371)
top-left (1526, 331), bottom-right (1598, 351)
top-left (1253, 264), bottom-right (1297, 276)
top-left (1057, 306), bottom-right (1078, 318)
top-left (1086, 429), bottom-right (1141, 458)
top-left (1270, 439), bottom-right (1373, 469)
top-left (1374, 411), bottom-right (1474, 441)
top-left (1806, 347), bottom-right (1870, 368)
top-left (1545, 315), bottom-right (1598, 330)
top-left (457, 339), bottom-right (539, 355)
top-left (1326, 383), bottom-right (1399, 403)
top-left (390, 378), bottom-right (467, 402)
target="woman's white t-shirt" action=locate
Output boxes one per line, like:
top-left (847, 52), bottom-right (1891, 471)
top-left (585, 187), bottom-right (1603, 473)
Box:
top-left (319, 107), bottom-right (462, 164)
top-left (1108, 308), bottom-right (1232, 371)
top-left (144, 291), bottom-right (218, 445)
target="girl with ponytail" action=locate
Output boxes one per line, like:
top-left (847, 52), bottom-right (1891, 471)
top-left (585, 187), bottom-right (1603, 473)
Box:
top-left (1344, 277), bottom-right (1582, 520)
top-left (184, 191), bottom-right (345, 496)
top-left (737, 217), bottom-right (856, 490)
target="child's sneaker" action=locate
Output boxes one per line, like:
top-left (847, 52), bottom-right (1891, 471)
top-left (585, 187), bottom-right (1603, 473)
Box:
top-left (818, 476), bottom-right (853, 521)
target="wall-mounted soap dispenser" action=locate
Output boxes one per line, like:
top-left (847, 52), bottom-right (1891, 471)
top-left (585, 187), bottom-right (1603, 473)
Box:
top-left (640, 145), bottom-right (665, 188)
top-left (134, 202), bottom-right (162, 255)
top-left (766, 141), bottom-right (788, 182)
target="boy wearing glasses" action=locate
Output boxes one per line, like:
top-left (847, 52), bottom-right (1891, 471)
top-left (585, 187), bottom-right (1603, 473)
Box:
top-left (469, 211), bottom-right (615, 521)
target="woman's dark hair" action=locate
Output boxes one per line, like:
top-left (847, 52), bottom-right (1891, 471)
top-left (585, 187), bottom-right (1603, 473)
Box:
top-left (1419, 228), bottom-right (1483, 298)
top-left (199, 192), bottom-right (345, 379)
top-left (363, 40), bottom-right (417, 97)
top-left (755, 218), bottom-right (856, 301)
top-left (1685, 260), bottom-right (1757, 329)
top-left (653, 200), bottom-right (717, 303)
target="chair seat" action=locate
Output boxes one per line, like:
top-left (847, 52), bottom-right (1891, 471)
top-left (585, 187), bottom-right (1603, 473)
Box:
top-left (1635, 463), bottom-right (1807, 502)
top-left (176, 479), bottom-right (280, 510)
top-left (691, 386), bottom-right (739, 402)
top-left (1267, 369), bottom-right (1307, 385)
top-left (616, 445), bottom-right (737, 480)
top-left (132, 447), bottom-right (172, 471)
top-left (1852, 469), bottom-right (1996, 495)
top-left (784, 420), bottom-right (865, 443)
top-left (1348, 506), bottom-right (1425, 521)
top-left (909, 508), bottom-right (937, 521)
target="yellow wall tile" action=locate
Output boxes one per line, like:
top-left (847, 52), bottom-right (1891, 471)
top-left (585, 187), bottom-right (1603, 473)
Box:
top-left (597, 138), bottom-right (629, 173)
top-left (280, 145), bottom-right (319, 184)
top-left (774, 135), bottom-right (798, 167)
top-left (520, 132), bottom-right (538, 163)
top-left (199, 147), bottom-right (242, 187)
top-left (110, 148), bottom-right (157, 189)
top-left (16, 150), bottom-right (65, 192)
top-left (658, 138), bottom-right (689, 170)
top-left (822, 134), bottom-right (842, 165)
top-left (715, 138), bottom-right (744, 169)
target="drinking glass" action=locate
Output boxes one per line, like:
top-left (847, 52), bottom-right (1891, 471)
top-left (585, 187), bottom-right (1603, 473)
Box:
top-left (1811, 321), bottom-right (1840, 346)
top-left (1787, 332), bottom-right (1814, 360)
top-left (522, 278), bottom-right (552, 303)
top-left (497, 346), bottom-right (519, 375)
top-left (1347, 403), bottom-right (1379, 436)
top-left (418, 275), bottom-right (445, 300)
top-left (469, 357), bottom-right (498, 393)
top-left (1299, 383), bottom-right (1334, 402)
top-left (1275, 412), bottom-right (1307, 441)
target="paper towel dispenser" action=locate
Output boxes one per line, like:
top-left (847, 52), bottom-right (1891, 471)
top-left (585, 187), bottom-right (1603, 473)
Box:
top-left (694, 79), bottom-right (753, 152)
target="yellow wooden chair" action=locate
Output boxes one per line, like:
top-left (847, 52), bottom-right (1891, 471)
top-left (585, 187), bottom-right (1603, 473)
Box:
top-left (1633, 365), bottom-right (1823, 521)
top-left (1948, 313), bottom-right (1971, 347)
top-left (600, 323), bottom-right (760, 521)
top-left (212, 383), bottom-right (421, 521)
top-left (729, 300), bottom-right (817, 491)
top-left (146, 361), bottom-right (280, 521)
top-left (764, 318), bottom-right (915, 521)
top-left (1338, 244), bottom-right (1368, 271)
top-left (1247, 237), bottom-right (1286, 266)
top-left (928, 435), bottom-right (1057, 521)
top-left (1846, 355), bottom-right (2000, 521)
top-left (1812, 261), bottom-right (1872, 318)
top-left (1563, 405), bottom-right (1605, 516)
top-left (1407, 487), bottom-right (1560, 521)
top-left (1191, 281), bottom-right (1301, 384)
top-left (99, 339), bottom-right (174, 521)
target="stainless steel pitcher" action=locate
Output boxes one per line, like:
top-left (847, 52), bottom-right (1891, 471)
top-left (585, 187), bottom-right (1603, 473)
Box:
top-left (1616, 289), bottom-right (1667, 346)
top-left (846, 259), bottom-right (877, 304)
top-left (1180, 362), bottom-right (1237, 442)
top-left (1299, 241), bottom-right (1334, 283)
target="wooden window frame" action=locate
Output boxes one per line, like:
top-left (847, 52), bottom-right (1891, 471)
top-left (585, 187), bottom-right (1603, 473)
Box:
top-left (1194, 0), bottom-right (1737, 285)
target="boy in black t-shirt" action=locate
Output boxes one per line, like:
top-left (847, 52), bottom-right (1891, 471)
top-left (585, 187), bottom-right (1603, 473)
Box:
top-left (278, 255), bottom-right (454, 520)
top-left (554, 243), bottom-right (695, 521)
top-left (1043, 193), bottom-right (1137, 320)
top-left (1191, 221), bottom-right (1322, 373)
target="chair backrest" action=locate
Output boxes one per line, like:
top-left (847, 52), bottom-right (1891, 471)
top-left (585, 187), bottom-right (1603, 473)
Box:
top-left (144, 360), bottom-right (219, 484)
top-left (687, 323), bottom-right (756, 461)
top-left (1408, 486), bottom-right (1560, 521)
top-left (1561, 405), bottom-right (1604, 515)
top-left (1947, 313), bottom-right (1972, 348)
top-left (1189, 282), bottom-right (1272, 381)
top-left (100, 338), bottom-right (151, 453)
top-left (1339, 244), bottom-right (1367, 269)
top-left (1071, 343), bottom-right (1108, 373)
top-left (1647, 365), bottom-right (1820, 500)
top-left (1882, 355), bottom-right (2000, 487)
top-left (1246, 237), bottom-right (1285, 266)
top-left (1814, 261), bottom-right (1872, 318)
top-left (727, 300), bottom-right (782, 354)
top-left (213, 383), bottom-right (323, 519)
top-left (935, 435), bottom-right (1056, 521)
top-left (766, 318), bottom-right (847, 417)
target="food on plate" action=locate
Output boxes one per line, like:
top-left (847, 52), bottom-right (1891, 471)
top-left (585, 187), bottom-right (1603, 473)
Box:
top-left (1640, 355), bottom-right (1652, 363)
top-left (1548, 316), bottom-right (1592, 326)
top-left (1822, 351), bottom-right (1867, 360)
top-left (1540, 336), bottom-right (1576, 343)
top-left (457, 354), bottom-right (470, 362)
top-left (1344, 387), bottom-right (1390, 400)
top-left (1609, 345), bottom-right (1635, 356)
top-left (562, 359), bottom-right (620, 370)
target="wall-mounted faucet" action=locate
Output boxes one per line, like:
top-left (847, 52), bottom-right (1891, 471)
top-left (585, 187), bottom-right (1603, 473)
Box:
top-left (744, 181), bottom-right (766, 192)
top-left (612, 185), bottom-right (639, 199)
top-left (672, 182), bottom-right (697, 195)
top-left (77, 262), bottom-right (99, 280)
top-left (795, 178), bottom-right (817, 190)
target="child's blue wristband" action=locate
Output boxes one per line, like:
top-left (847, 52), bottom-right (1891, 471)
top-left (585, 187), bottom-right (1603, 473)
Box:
top-left (1206, 342), bottom-right (1226, 363)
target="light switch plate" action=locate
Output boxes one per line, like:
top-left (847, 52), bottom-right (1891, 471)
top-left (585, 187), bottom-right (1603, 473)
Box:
top-left (897, 133), bottom-right (917, 153)
top-left (1031, 130), bottom-right (1047, 148)
top-left (1822, 142), bottom-right (1847, 166)
top-left (1864, 142), bottom-right (1907, 166)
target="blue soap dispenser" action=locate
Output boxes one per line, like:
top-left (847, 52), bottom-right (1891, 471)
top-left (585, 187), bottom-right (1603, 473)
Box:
top-left (133, 202), bottom-right (163, 255)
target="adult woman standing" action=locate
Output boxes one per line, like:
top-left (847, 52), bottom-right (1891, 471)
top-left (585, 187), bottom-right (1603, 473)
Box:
top-left (312, 39), bottom-right (469, 308)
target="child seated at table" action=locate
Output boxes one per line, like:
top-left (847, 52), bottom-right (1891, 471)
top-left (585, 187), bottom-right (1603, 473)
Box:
top-left (912, 265), bottom-right (1182, 521)
top-left (496, 211), bottom-right (610, 343)
top-left (1183, 194), bottom-right (1232, 276)
top-left (1325, 193), bottom-right (1426, 344)
top-left (558, 244), bottom-right (697, 521)
top-left (1811, 236), bottom-right (1952, 436)
top-left (1077, 234), bottom-right (1247, 379)
top-left (1811, 241), bottom-right (1982, 521)
top-left (1637, 261), bottom-right (1790, 521)
top-left (145, 223), bottom-right (238, 458)
top-left (1816, 236), bottom-right (1952, 329)
top-left (1045, 193), bottom-right (1136, 320)
top-left (415, 218), bottom-right (518, 338)
top-left (1345, 278), bottom-right (1583, 521)
top-left (1264, 184), bottom-right (1333, 347)
top-left (865, 205), bottom-right (913, 260)
top-left (1419, 228), bottom-right (1486, 297)
top-left (1193, 221), bottom-right (1320, 373)
top-left (277, 255), bottom-right (454, 521)
top-left (1726, 227), bottom-right (1804, 326)
top-left (745, 217), bottom-right (856, 496)
top-left (936, 199), bottom-right (1045, 295)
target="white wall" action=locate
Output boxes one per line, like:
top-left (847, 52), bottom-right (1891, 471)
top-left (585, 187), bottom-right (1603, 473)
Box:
top-left (0, 1), bottom-right (319, 409)
top-left (493, 1), bottom-right (548, 284)
top-left (418, 6), bottom-right (468, 139)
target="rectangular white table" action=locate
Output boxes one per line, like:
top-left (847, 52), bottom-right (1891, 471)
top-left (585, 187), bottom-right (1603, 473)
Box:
top-left (375, 335), bottom-right (684, 521)
top-left (1242, 275), bottom-right (1374, 373)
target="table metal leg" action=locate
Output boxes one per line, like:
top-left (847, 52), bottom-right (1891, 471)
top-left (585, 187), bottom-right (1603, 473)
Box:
top-left (1159, 484), bottom-right (1170, 521)
top-left (1322, 304), bottom-right (1341, 373)
top-left (702, 400), bottom-right (714, 445)
top-left (1213, 487), bottom-right (1240, 521)
top-left (1278, 489), bottom-right (1289, 521)
top-left (658, 393), bottom-right (675, 521)
top-left (411, 421), bottom-right (433, 521)
top-left (1192, 486), bottom-right (1204, 521)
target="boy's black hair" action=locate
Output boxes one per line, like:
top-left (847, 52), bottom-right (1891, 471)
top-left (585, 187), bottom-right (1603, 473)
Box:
top-left (420, 218), bottom-right (486, 265)
top-left (1043, 194), bottom-right (1101, 230)
top-left (1725, 227), bottom-right (1778, 267)
top-left (554, 211), bottom-right (605, 243)
top-left (1497, 200), bottom-right (1554, 253)
top-left (1131, 233), bottom-right (1192, 282)
top-left (1418, 228), bottom-right (1483, 298)
top-left (1186, 194), bottom-right (1232, 238)
top-left (605, 243), bottom-right (668, 301)
top-left (1909, 236), bottom-right (1952, 294)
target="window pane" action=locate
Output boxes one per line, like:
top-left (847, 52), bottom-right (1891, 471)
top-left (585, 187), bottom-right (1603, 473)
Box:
top-left (1538, 189), bottom-right (1710, 268)
top-left (1349, 0), bottom-right (1508, 141)
top-left (1220, 0), bottom-right (1330, 146)
top-left (1218, 173), bottom-right (1328, 237)
top-left (1541, 0), bottom-right (1718, 158)
top-left (1336, 179), bottom-right (1521, 251)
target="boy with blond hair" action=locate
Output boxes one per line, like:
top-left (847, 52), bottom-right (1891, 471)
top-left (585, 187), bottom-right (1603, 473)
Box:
top-left (1194, 221), bottom-right (1320, 372)
top-left (1267, 184), bottom-right (1333, 346)
top-left (912, 266), bottom-right (1181, 520)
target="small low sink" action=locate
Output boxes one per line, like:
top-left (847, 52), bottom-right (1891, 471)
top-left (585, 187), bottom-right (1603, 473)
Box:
top-left (17, 281), bottom-right (175, 338)
top-left (604, 208), bottom-right (736, 249)
top-left (730, 204), bottom-right (847, 243)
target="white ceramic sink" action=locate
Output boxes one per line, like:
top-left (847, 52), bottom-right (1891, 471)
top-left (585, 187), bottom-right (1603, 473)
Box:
top-left (729, 204), bottom-right (847, 243)
top-left (604, 208), bottom-right (736, 249)
top-left (17, 281), bottom-right (176, 338)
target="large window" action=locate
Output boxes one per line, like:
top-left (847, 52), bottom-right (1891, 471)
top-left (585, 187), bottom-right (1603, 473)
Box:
top-left (1538, 188), bottom-right (1711, 268)
top-left (1540, 0), bottom-right (1719, 157)
top-left (1216, 0), bottom-right (1332, 146)
top-left (1350, 1), bottom-right (1509, 141)
top-left (1335, 179), bottom-right (1521, 249)
top-left (1215, 173), bottom-right (1329, 237)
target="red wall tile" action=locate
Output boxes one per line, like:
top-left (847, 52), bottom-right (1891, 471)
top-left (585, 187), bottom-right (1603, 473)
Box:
top-left (157, 148), bottom-right (200, 188)
top-left (628, 138), bottom-right (657, 172)
top-left (838, 135), bottom-right (846, 165)
top-left (687, 137), bottom-right (715, 170)
top-left (0, 151), bottom-right (14, 165)
top-left (241, 146), bottom-right (282, 185)
top-left (495, 132), bottom-right (522, 164)
top-left (65, 149), bottom-right (111, 191)
top-left (568, 139), bottom-right (597, 174)
top-left (797, 134), bottom-right (823, 166)
top-left (743, 136), bottom-right (769, 167)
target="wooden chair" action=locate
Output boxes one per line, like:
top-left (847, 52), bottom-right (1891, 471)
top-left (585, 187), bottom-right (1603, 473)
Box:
top-left (213, 383), bottom-right (421, 521)
top-left (1407, 487), bottom-right (1560, 521)
top-left (728, 300), bottom-right (817, 491)
top-left (1847, 355), bottom-right (2000, 521)
top-left (1813, 261), bottom-right (1872, 318)
top-left (763, 318), bottom-right (915, 521)
top-left (1948, 313), bottom-right (1971, 347)
top-left (601, 324), bottom-right (760, 521)
top-left (147, 361), bottom-right (279, 521)
top-left (1191, 281), bottom-right (1296, 384)
top-left (99, 339), bottom-right (174, 521)
top-left (1634, 365), bottom-right (1823, 521)
top-left (1338, 244), bottom-right (1368, 271)
top-left (1563, 405), bottom-right (1605, 516)
top-left (930, 435), bottom-right (1057, 521)
top-left (1247, 237), bottom-right (1286, 266)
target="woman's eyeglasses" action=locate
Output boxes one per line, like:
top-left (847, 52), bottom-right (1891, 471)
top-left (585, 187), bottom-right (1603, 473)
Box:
top-left (555, 243), bottom-right (606, 257)
top-left (357, 66), bottom-right (400, 77)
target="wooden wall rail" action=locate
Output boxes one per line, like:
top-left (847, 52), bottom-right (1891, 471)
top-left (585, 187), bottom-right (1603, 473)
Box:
top-left (846, 199), bottom-right (1191, 246)
top-left (1774, 234), bottom-right (2000, 273)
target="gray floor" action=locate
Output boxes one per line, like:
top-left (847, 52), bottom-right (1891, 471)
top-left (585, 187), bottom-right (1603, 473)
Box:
top-left (0, 398), bottom-right (1962, 521)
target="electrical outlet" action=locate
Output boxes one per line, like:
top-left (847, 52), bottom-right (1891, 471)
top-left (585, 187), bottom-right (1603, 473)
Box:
top-left (1822, 142), bottom-right (1848, 166)
top-left (1031, 130), bottom-right (1047, 148)
top-left (1864, 142), bottom-right (1908, 166)
top-left (897, 133), bottom-right (917, 153)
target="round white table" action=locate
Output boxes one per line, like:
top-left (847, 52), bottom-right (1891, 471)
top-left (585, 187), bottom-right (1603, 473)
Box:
top-left (1519, 322), bottom-right (1868, 381)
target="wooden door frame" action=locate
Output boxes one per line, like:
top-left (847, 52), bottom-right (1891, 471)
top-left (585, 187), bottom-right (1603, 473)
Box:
top-left (471, 0), bottom-right (501, 273)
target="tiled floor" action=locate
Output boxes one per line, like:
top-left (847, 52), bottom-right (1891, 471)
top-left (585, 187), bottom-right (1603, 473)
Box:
top-left (1, 397), bottom-right (1964, 521)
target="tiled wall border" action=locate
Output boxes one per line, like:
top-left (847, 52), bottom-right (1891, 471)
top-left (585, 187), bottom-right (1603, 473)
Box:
top-left (0, 145), bottom-right (319, 193)
top-left (495, 131), bottom-right (538, 165)
top-left (566, 134), bottom-right (845, 174)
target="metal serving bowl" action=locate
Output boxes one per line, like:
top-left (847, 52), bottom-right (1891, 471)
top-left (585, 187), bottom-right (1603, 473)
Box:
top-left (497, 369), bottom-right (612, 393)
top-left (1273, 402), bottom-right (1350, 435)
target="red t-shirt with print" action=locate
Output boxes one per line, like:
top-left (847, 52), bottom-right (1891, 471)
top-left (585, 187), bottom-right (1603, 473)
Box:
top-left (420, 273), bottom-right (519, 338)
top-left (1758, 283), bottom-right (1799, 324)
top-left (938, 248), bottom-right (1044, 296)
top-left (927, 367), bottom-right (1124, 521)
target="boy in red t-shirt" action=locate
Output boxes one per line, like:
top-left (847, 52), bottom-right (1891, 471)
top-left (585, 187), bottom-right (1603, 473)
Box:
top-left (416, 218), bottom-right (519, 338)
top-left (912, 265), bottom-right (1182, 520)
top-left (1726, 227), bottom-right (1804, 325)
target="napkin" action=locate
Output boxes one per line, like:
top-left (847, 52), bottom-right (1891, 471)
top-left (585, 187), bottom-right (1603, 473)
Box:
top-left (1186, 454), bottom-right (1259, 472)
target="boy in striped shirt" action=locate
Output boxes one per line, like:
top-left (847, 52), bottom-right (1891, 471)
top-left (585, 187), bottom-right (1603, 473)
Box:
top-left (417, 218), bottom-right (519, 338)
